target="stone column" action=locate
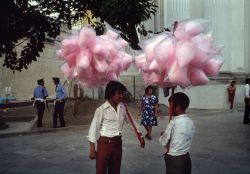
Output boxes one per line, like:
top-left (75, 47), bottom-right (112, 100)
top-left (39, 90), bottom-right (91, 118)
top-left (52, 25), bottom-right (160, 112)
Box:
top-left (165, 0), bottom-right (191, 28)
top-left (203, 0), bottom-right (231, 72)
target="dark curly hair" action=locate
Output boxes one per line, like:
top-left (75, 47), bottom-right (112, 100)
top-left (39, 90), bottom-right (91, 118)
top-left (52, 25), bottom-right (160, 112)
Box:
top-left (105, 81), bottom-right (127, 100)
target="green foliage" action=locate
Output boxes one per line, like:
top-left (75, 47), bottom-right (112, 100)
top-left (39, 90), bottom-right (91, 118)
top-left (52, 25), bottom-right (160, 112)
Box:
top-left (0, 0), bottom-right (60, 71)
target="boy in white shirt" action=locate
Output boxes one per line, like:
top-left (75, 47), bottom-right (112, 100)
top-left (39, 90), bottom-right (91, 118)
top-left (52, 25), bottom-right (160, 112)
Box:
top-left (159, 92), bottom-right (195, 174)
top-left (88, 81), bottom-right (145, 174)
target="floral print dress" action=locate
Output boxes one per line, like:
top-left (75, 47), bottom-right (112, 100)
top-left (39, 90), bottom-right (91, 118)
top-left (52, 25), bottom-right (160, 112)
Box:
top-left (141, 95), bottom-right (158, 127)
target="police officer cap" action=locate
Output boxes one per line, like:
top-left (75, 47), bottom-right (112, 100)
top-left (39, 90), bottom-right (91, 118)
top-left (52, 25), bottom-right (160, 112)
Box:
top-left (37, 78), bottom-right (44, 84)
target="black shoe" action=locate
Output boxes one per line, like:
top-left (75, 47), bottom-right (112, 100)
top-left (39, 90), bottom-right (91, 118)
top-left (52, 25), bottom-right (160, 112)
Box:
top-left (145, 134), bottom-right (152, 140)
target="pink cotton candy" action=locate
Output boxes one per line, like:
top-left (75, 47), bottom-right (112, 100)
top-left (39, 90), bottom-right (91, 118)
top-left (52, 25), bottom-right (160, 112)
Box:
top-left (148, 59), bottom-right (159, 73)
top-left (190, 49), bottom-right (209, 68)
top-left (106, 72), bottom-right (118, 81)
top-left (176, 41), bottom-right (196, 68)
top-left (119, 52), bottom-right (132, 70)
top-left (139, 33), bottom-right (168, 62)
top-left (135, 54), bottom-right (146, 68)
top-left (148, 72), bottom-right (164, 85)
top-left (174, 22), bottom-right (192, 40)
top-left (167, 61), bottom-right (190, 87)
top-left (154, 37), bottom-right (176, 70)
top-left (76, 51), bottom-right (91, 70)
top-left (92, 39), bottom-right (109, 59)
top-left (115, 38), bottom-right (129, 49)
top-left (63, 53), bottom-right (77, 67)
top-left (185, 21), bottom-right (204, 37)
top-left (79, 27), bottom-right (96, 48)
top-left (203, 59), bottom-right (223, 77)
top-left (192, 34), bottom-right (214, 53)
top-left (94, 59), bottom-right (109, 73)
top-left (190, 69), bottom-right (209, 86)
top-left (105, 29), bottom-right (119, 40)
top-left (61, 63), bottom-right (73, 78)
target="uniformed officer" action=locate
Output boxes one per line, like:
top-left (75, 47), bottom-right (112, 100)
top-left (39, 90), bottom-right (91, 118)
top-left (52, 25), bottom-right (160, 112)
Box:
top-left (52, 77), bottom-right (67, 128)
top-left (33, 78), bottom-right (48, 127)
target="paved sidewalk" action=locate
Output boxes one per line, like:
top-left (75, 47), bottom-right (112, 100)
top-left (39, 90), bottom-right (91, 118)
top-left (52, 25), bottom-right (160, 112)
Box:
top-left (0, 110), bottom-right (250, 174)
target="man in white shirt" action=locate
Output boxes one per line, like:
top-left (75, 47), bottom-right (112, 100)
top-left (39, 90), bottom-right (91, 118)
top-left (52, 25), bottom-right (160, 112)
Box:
top-left (243, 78), bottom-right (250, 124)
top-left (88, 81), bottom-right (145, 174)
top-left (159, 92), bottom-right (195, 174)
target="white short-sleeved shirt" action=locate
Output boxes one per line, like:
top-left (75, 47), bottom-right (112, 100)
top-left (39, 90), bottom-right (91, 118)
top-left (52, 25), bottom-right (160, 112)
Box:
top-left (159, 114), bottom-right (195, 156)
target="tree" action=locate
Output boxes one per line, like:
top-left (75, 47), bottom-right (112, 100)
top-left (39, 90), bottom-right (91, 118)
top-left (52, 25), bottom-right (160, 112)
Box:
top-left (0, 0), bottom-right (157, 71)
top-left (0, 0), bottom-right (60, 71)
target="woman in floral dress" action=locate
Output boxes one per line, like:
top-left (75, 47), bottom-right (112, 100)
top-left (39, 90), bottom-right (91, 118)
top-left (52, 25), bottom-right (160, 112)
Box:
top-left (139, 86), bottom-right (159, 140)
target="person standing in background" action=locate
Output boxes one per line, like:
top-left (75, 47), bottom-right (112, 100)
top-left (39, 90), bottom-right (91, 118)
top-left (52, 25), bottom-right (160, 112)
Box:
top-left (52, 77), bottom-right (67, 128)
top-left (33, 79), bottom-right (48, 128)
top-left (243, 78), bottom-right (250, 124)
top-left (227, 80), bottom-right (236, 110)
top-left (139, 85), bottom-right (159, 140)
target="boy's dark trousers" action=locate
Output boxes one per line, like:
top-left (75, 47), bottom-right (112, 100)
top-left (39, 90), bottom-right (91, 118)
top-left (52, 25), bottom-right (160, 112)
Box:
top-left (243, 98), bottom-right (250, 124)
top-left (164, 153), bottom-right (191, 174)
top-left (53, 100), bottom-right (65, 128)
top-left (96, 136), bottom-right (122, 174)
top-left (35, 101), bottom-right (45, 127)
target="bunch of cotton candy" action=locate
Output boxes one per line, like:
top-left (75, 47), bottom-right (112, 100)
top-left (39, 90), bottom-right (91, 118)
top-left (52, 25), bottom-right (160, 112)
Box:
top-left (57, 26), bottom-right (132, 87)
top-left (136, 19), bottom-right (224, 88)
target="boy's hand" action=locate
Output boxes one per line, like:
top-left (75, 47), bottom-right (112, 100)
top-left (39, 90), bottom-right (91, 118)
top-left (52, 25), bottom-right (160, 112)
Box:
top-left (140, 137), bottom-right (145, 148)
top-left (89, 150), bottom-right (97, 160)
top-left (160, 131), bottom-right (165, 136)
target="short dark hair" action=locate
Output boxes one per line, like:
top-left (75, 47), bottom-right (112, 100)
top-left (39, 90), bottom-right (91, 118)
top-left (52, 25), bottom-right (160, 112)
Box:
top-left (105, 81), bottom-right (127, 100)
top-left (145, 85), bottom-right (154, 94)
top-left (168, 92), bottom-right (190, 111)
top-left (53, 77), bottom-right (60, 83)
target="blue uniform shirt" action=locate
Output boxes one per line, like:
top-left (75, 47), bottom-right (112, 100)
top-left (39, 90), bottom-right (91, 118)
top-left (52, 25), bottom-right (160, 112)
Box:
top-left (55, 84), bottom-right (67, 100)
top-left (34, 85), bottom-right (48, 99)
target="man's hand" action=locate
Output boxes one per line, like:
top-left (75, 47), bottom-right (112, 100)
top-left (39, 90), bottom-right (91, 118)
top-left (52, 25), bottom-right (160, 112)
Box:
top-left (89, 150), bottom-right (97, 160)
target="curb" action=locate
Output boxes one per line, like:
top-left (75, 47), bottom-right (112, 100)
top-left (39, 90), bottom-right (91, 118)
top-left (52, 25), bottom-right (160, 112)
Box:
top-left (0, 124), bottom-right (90, 138)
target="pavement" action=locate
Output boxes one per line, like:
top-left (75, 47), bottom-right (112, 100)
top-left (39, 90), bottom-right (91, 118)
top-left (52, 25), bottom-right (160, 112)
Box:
top-left (0, 109), bottom-right (250, 174)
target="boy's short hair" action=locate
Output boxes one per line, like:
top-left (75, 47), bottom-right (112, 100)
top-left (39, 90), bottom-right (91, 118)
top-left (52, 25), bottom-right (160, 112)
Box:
top-left (168, 92), bottom-right (190, 111)
top-left (105, 81), bottom-right (127, 100)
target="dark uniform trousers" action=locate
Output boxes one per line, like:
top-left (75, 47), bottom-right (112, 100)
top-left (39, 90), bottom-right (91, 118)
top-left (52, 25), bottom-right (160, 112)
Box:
top-left (35, 101), bottom-right (45, 127)
top-left (96, 136), bottom-right (122, 174)
top-left (164, 153), bottom-right (191, 174)
top-left (53, 100), bottom-right (66, 128)
top-left (243, 98), bottom-right (250, 124)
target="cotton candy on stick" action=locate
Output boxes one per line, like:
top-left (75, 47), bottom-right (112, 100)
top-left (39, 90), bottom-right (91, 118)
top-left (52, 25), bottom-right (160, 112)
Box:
top-left (57, 26), bottom-right (133, 88)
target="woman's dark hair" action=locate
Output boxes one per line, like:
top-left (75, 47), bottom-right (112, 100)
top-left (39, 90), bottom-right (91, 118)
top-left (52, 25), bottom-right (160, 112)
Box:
top-left (145, 85), bottom-right (154, 94)
top-left (168, 92), bottom-right (190, 111)
top-left (105, 81), bottom-right (127, 100)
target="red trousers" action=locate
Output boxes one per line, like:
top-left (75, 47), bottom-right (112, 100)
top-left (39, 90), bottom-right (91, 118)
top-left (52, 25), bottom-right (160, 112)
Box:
top-left (96, 136), bottom-right (122, 174)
